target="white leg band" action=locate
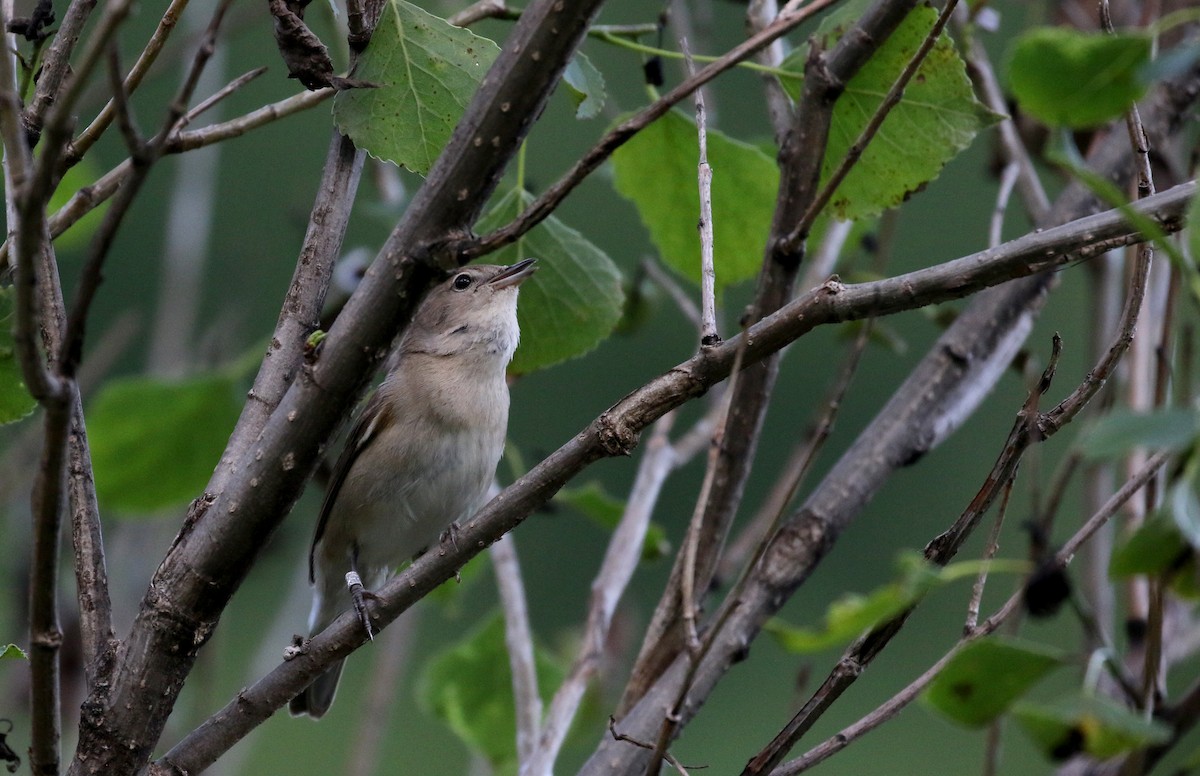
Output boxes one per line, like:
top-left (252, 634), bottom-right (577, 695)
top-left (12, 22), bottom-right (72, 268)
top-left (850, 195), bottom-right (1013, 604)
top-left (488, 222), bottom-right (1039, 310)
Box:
top-left (346, 571), bottom-right (363, 588)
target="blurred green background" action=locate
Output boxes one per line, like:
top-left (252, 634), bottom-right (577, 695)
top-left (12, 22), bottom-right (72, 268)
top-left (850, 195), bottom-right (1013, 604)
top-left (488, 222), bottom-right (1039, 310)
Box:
top-left (4, 0), bottom-right (1190, 774)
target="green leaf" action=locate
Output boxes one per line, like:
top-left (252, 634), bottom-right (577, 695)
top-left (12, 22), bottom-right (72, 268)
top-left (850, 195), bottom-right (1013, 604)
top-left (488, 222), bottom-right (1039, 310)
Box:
top-left (562, 53), bottom-right (606, 120)
top-left (923, 637), bottom-right (1065, 727)
top-left (555, 480), bottom-right (670, 561)
top-left (766, 552), bottom-right (941, 653)
top-left (0, 644), bottom-right (27, 660)
top-left (333, 0), bottom-right (500, 174)
top-left (0, 288), bottom-right (37, 424)
top-left (610, 109), bottom-right (778, 287)
top-left (475, 188), bottom-right (624, 374)
top-left (1078, 408), bottom-right (1200, 460)
top-left (1005, 28), bottom-right (1152, 129)
top-left (88, 374), bottom-right (242, 513)
top-left (1013, 695), bottom-right (1171, 761)
top-left (1108, 512), bottom-right (1189, 578)
top-left (417, 612), bottom-right (564, 769)
top-left (780, 3), bottom-right (1000, 220)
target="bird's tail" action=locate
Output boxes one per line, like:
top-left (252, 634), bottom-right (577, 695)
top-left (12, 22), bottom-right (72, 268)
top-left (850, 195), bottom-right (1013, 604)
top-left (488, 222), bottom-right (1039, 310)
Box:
top-left (289, 576), bottom-right (348, 719)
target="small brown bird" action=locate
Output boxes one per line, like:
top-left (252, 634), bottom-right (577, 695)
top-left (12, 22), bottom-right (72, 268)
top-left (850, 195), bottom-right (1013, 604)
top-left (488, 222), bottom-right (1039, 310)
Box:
top-left (290, 259), bottom-right (536, 719)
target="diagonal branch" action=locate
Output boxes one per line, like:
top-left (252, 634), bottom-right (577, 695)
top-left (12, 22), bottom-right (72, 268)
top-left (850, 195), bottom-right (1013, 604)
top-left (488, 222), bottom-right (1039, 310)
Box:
top-left (153, 180), bottom-right (1192, 775)
top-left (70, 1), bottom-right (609, 773)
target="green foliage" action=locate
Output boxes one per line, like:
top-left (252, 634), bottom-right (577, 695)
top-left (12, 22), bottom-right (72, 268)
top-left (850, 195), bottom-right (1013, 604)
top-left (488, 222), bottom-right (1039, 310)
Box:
top-left (1013, 695), bottom-right (1171, 761)
top-left (610, 109), bottom-right (778, 288)
top-left (562, 53), bottom-right (606, 120)
top-left (1078, 408), bottom-right (1200, 460)
top-left (0, 288), bottom-right (36, 425)
top-left (923, 637), bottom-right (1065, 727)
top-left (88, 373), bottom-right (242, 512)
top-left (476, 188), bottom-right (624, 374)
top-left (333, 0), bottom-right (500, 174)
top-left (1005, 28), bottom-right (1152, 129)
top-left (417, 612), bottom-right (564, 771)
top-left (780, 3), bottom-right (1000, 221)
top-left (554, 480), bottom-right (670, 561)
top-left (0, 644), bottom-right (27, 660)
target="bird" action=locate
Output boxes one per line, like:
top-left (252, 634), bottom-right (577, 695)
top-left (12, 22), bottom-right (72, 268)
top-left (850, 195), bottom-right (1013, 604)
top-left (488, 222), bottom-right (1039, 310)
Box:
top-left (290, 258), bottom-right (537, 719)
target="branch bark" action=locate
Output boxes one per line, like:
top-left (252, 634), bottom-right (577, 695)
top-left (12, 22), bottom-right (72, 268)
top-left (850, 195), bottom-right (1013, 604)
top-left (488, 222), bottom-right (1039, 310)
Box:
top-left (151, 179), bottom-right (1193, 774)
top-left (621, 0), bottom-right (924, 713)
top-left (69, 0), bottom-right (608, 773)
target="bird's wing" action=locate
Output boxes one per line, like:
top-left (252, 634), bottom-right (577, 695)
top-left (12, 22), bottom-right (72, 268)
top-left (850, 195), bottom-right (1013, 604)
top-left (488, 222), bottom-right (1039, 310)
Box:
top-left (308, 388), bottom-right (393, 582)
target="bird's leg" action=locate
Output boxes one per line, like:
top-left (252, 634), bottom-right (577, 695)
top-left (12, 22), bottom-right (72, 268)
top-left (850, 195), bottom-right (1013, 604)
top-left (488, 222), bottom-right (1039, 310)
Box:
top-left (347, 545), bottom-right (377, 640)
top-left (438, 521), bottom-right (461, 554)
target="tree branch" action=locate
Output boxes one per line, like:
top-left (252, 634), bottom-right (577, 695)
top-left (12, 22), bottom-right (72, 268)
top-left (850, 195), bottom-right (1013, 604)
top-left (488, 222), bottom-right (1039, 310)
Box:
top-left (152, 180), bottom-right (1193, 774)
top-left (71, 0), bottom-right (609, 772)
top-left (773, 451), bottom-right (1171, 775)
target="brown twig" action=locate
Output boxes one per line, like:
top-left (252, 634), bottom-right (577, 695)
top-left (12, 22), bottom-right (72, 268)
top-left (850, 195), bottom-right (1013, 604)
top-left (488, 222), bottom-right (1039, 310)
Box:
top-left (771, 452), bottom-right (1171, 775)
top-left (621, 0), bottom-right (925, 715)
top-left (150, 181), bottom-right (1194, 775)
top-left (64, 0), bottom-right (190, 168)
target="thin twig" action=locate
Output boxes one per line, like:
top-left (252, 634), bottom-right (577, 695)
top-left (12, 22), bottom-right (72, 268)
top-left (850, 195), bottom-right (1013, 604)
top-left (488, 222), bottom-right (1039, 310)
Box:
top-left (65, 0), bottom-right (191, 167)
top-left (681, 39), bottom-right (719, 347)
top-left (177, 66), bottom-right (267, 129)
top-left (745, 0), bottom-right (794, 142)
top-left (492, 534), bottom-right (542, 768)
top-left (0, 87), bottom-right (332, 272)
top-left (448, 0), bottom-right (508, 27)
top-left (955, 20), bottom-right (1051, 222)
top-left (989, 162), bottom-right (1020, 249)
top-left (964, 475), bottom-right (1015, 633)
top-left (771, 452), bottom-right (1172, 775)
top-left (152, 182), bottom-right (1195, 775)
top-left (608, 717), bottom-right (695, 776)
top-left (525, 415), bottom-right (679, 776)
top-left (742, 335), bottom-right (1064, 776)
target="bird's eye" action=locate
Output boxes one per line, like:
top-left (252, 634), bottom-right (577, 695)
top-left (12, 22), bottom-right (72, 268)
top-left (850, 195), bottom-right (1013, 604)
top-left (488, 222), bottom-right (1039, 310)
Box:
top-left (452, 274), bottom-right (473, 291)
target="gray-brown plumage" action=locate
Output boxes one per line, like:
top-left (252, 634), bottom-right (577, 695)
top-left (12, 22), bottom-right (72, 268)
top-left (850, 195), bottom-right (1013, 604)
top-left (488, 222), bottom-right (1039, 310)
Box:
top-left (290, 259), bottom-right (536, 719)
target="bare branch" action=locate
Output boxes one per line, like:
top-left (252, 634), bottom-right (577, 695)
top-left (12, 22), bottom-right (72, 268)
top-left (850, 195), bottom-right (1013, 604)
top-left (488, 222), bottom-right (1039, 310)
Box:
top-left (491, 534), bottom-right (542, 767)
top-left (155, 181), bottom-right (1193, 774)
top-left (682, 39), bottom-right (719, 346)
top-left (526, 416), bottom-right (676, 776)
top-left (771, 451), bottom-right (1171, 775)
top-left (78, 1), bottom-right (611, 772)
top-left (622, 0), bottom-right (926, 713)
top-left (65, 0), bottom-right (191, 167)
top-left (21, 0), bottom-right (99, 143)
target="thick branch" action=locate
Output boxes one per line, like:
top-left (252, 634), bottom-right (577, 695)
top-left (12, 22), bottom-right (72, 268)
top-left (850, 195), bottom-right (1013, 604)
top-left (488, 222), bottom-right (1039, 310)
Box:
top-left (69, 1), bottom-right (608, 773)
top-left (153, 181), bottom-right (1192, 773)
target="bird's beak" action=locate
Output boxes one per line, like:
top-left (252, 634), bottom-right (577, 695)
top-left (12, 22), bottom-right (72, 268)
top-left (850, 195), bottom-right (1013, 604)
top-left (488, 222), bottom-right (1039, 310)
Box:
top-left (488, 258), bottom-right (537, 289)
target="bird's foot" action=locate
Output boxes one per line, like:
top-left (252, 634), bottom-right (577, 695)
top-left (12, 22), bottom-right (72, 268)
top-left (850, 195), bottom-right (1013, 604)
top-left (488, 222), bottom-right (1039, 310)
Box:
top-left (439, 521), bottom-right (461, 555)
top-left (345, 571), bottom-right (378, 640)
